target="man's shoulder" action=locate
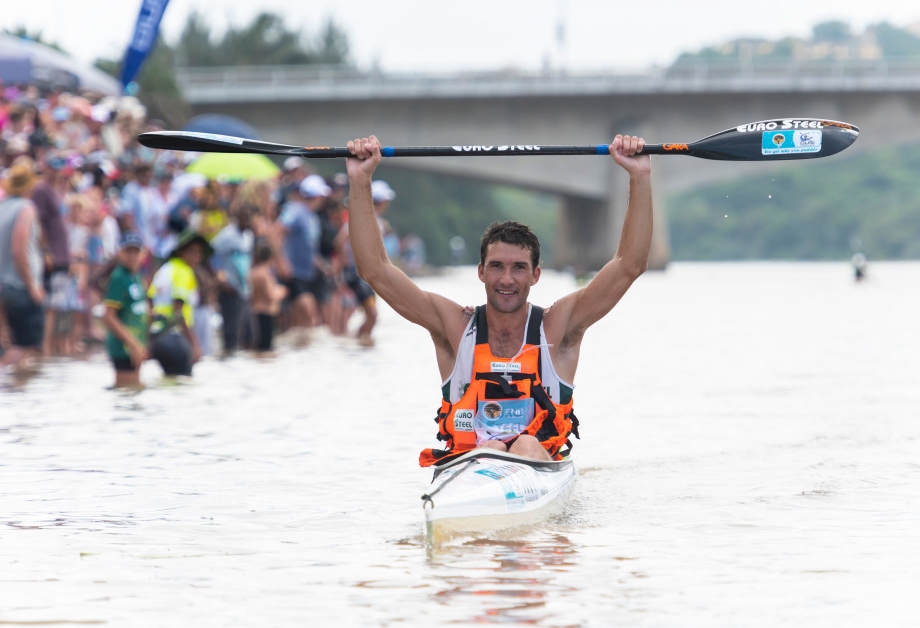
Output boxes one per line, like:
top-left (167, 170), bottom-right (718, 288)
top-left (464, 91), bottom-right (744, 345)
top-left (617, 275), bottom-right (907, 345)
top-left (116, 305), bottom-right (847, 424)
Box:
top-left (105, 265), bottom-right (132, 295)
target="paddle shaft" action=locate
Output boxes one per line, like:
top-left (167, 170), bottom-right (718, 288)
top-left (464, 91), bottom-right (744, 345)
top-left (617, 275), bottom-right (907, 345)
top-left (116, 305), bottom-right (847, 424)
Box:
top-left (138, 119), bottom-right (858, 162)
top-left (292, 144), bottom-right (680, 158)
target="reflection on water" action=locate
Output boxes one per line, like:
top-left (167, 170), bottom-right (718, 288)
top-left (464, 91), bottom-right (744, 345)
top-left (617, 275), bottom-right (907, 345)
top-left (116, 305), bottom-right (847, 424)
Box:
top-left (429, 536), bottom-right (577, 625)
top-left (2, 263), bottom-right (920, 625)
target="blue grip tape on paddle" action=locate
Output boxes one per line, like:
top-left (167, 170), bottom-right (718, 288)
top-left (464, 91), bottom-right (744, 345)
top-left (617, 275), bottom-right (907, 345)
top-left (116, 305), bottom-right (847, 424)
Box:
top-left (595, 145), bottom-right (609, 155)
top-left (382, 147), bottom-right (395, 157)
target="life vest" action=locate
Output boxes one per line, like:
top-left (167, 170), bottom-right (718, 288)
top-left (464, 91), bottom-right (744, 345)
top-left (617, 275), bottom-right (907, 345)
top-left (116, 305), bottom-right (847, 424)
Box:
top-left (419, 304), bottom-right (580, 467)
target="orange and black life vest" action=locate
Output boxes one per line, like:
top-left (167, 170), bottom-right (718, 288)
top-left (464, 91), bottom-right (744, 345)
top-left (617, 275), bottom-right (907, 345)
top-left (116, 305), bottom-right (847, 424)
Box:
top-left (419, 304), bottom-right (580, 467)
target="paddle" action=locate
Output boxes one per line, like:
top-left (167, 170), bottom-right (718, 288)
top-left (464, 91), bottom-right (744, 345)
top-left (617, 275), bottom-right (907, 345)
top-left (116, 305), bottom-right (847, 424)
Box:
top-left (138, 118), bottom-right (858, 162)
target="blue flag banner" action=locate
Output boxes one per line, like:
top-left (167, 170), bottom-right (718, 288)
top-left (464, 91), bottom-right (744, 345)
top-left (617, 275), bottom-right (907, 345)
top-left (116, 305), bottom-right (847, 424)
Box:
top-left (120, 0), bottom-right (170, 88)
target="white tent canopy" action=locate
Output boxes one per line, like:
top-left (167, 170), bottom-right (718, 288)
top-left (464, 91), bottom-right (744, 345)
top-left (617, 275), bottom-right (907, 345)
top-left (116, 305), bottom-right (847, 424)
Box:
top-left (0, 33), bottom-right (121, 96)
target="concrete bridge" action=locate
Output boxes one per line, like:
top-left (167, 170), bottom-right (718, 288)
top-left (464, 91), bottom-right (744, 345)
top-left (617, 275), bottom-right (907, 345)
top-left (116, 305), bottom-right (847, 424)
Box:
top-left (177, 58), bottom-right (920, 270)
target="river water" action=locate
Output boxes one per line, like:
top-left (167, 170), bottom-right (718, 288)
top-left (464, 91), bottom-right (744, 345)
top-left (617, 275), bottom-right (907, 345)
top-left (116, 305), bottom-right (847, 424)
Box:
top-left (2, 262), bottom-right (919, 626)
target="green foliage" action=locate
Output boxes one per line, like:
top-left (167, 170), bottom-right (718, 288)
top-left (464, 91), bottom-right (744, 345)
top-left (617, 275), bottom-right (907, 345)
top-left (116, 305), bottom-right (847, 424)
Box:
top-left (176, 11), bottom-right (350, 67)
top-left (812, 21), bottom-right (852, 43)
top-left (308, 162), bottom-right (559, 266)
top-left (667, 144), bottom-right (920, 260)
top-left (869, 22), bottom-right (920, 57)
top-left (363, 167), bottom-right (502, 266)
top-left (95, 35), bottom-right (187, 127)
top-left (675, 20), bottom-right (920, 64)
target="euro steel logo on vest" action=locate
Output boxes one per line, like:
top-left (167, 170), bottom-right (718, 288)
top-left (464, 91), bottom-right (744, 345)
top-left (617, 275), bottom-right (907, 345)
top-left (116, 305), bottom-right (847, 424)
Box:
top-left (453, 410), bottom-right (474, 432)
top-left (737, 120), bottom-right (824, 132)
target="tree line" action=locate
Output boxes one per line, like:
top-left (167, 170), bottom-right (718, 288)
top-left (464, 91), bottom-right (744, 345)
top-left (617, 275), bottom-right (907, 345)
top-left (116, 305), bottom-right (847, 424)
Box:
top-left (93, 12), bottom-right (350, 126)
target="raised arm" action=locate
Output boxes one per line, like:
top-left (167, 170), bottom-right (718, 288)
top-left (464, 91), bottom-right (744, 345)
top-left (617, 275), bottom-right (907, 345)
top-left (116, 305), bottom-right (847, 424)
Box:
top-left (345, 136), bottom-right (466, 347)
top-left (545, 135), bottom-right (652, 344)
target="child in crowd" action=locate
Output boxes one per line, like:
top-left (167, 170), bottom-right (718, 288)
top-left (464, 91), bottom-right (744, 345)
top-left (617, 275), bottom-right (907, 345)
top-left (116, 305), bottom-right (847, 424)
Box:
top-left (101, 233), bottom-right (147, 388)
top-left (249, 241), bottom-right (287, 352)
top-left (58, 195), bottom-right (90, 355)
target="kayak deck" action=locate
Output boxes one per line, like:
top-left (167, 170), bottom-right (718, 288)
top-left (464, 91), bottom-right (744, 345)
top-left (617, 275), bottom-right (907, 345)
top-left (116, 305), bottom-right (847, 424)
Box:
top-left (422, 449), bottom-right (577, 544)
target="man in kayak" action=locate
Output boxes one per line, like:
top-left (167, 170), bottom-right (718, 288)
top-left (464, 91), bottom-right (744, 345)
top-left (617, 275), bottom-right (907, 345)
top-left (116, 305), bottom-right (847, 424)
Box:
top-left (345, 134), bottom-right (651, 465)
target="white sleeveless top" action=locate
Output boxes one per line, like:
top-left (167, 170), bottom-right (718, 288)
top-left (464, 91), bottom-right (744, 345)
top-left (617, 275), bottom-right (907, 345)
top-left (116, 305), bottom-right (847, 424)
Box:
top-left (441, 304), bottom-right (574, 405)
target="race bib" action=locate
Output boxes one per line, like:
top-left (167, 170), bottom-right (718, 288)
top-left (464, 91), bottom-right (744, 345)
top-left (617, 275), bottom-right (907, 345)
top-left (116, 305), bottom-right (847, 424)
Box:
top-left (474, 398), bottom-right (535, 445)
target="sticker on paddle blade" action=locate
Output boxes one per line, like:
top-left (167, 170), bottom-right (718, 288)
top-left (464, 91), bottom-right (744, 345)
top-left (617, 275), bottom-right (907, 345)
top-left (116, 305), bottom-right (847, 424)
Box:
top-left (762, 130), bottom-right (822, 155)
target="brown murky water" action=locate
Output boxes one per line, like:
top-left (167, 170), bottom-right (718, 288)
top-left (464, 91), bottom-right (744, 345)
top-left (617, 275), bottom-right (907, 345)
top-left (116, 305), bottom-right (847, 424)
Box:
top-left (2, 263), bottom-right (919, 626)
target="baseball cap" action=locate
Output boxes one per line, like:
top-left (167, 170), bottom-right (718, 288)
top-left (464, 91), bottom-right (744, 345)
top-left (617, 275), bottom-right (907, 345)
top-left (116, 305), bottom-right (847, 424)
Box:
top-left (299, 174), bottom-right (331, 198)
top-left (283, 156), bottom-right (307, 172)
top-left (120, 232), bottom-right (143, 250)
top-left (331, 173), bottom-right (349, 190)
top-left (371, 180), bottom-right (396, 203)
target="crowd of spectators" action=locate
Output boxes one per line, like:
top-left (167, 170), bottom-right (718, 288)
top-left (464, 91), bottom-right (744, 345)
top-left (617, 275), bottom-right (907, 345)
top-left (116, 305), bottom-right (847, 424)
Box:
top-left (0, 81), bottom-right (422, 387)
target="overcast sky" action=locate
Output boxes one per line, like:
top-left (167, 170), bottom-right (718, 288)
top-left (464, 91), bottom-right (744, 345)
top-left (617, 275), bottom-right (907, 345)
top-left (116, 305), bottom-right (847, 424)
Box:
top-left (4, 1), bottom-right (920, 71)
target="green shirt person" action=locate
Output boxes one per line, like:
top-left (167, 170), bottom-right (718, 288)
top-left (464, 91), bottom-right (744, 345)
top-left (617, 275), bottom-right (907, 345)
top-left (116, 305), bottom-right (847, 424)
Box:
top-left (101, 232), bottom-right (148, 388)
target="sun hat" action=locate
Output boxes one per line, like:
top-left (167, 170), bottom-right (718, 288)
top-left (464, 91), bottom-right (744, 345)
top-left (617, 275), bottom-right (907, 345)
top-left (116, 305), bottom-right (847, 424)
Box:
top-left (1, 161), bottom-right (38, 197)
top-left (170, 230), bottom-right (213, 258)
top-left (371, 180), bottom-right (396, 203)
top-left (299, 174), bottom-right (331, 198)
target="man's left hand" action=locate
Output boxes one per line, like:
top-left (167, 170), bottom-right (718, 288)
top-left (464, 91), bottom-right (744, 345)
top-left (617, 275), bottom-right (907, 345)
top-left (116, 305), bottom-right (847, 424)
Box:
top-left (609, 135), bottom-right (650, 177)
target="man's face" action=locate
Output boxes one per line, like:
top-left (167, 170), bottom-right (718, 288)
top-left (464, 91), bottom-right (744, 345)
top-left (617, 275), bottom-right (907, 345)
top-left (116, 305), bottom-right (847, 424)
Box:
top-left (237, 211), bottom-right (252, 232)
top-left (373, 200), bottom-right (390, 215)
top-left (181, 242), bottom-right (204, 267)
top-left (136, 170), bottom-right (152, 186)
top-left (306, 195), bottom-right (325, 211)
top-left (120, 247), bottom-right (142, 272)
top-left (478, 241), bottom-right (540, 314)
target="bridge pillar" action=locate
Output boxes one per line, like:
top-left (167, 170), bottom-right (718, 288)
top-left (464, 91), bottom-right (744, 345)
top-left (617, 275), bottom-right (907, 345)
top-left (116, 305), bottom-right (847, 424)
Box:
top-left (554, 187), bottom-right (670, 272)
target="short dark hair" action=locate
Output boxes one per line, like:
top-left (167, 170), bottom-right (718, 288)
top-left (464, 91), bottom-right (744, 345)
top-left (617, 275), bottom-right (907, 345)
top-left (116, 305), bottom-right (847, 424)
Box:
top-left (253, 239), bottom-right (274, 264)
top-left (480, 221), bottom-right (540, 270)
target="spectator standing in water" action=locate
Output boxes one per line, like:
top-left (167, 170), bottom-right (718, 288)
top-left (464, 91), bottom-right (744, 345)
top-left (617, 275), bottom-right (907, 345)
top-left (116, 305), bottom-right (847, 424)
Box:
top-left (211, 205), bottom-right (255, 354)
top-left (147, 170), bottom-right (177, 264)
top-left (249, 240), bottom-right (287, 353)
top-left (101, 233), bottom-right (147, 388)
top-left (335, 179), bottom-right (395, 346)
top-left (0, 161), bottom-right (45, 372)
top-left (30, 154), bottom-right (68, 356)
top-left (147, 231), bottom-right (210, 376)
top-left (277, 174), bottom-right (330, 338)
top-left (118, 164), bottom-right (153, 246)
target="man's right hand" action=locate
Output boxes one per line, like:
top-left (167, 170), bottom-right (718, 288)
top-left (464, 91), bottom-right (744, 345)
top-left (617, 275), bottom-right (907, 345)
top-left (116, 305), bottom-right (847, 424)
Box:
top-left (346, 136), bottom-right (383, 182)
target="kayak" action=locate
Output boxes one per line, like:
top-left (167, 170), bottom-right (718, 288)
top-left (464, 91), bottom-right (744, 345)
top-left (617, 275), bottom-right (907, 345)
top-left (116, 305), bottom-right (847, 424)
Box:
top-left (422, 449), bottom-right (577, 545)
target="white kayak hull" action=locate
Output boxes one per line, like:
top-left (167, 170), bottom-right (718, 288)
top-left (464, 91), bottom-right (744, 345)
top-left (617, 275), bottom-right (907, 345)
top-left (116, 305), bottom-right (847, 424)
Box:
top-left (422, 449), bottom-right (577, 543)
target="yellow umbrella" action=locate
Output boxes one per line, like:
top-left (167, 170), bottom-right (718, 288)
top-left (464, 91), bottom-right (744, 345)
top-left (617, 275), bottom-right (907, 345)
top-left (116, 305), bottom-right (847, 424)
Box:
top-left (186, 152), bottom-right (280, 182)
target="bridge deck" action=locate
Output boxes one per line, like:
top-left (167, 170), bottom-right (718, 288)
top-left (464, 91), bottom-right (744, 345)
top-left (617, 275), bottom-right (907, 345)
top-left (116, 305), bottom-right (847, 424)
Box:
top-left (177, 59), bottom-right (920, 104)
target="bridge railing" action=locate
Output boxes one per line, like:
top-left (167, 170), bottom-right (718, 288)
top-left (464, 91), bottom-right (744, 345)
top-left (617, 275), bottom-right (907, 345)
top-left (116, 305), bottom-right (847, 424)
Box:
top-left (175, 58), bottom-right (920, 103)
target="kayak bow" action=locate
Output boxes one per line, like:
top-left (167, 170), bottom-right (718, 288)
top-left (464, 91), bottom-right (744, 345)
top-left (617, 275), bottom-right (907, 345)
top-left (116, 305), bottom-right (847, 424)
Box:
top-left (422, 449), bottom-right (577, 545)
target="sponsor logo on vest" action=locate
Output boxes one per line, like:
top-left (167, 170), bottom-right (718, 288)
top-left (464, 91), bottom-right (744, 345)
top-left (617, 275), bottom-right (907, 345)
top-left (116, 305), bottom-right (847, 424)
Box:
top-left (490, 361), bottom-right (522, 372)
top-left (737, 120), bottom-right (823, 133)
top-left (453, 409), bottom-right (474, 431)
